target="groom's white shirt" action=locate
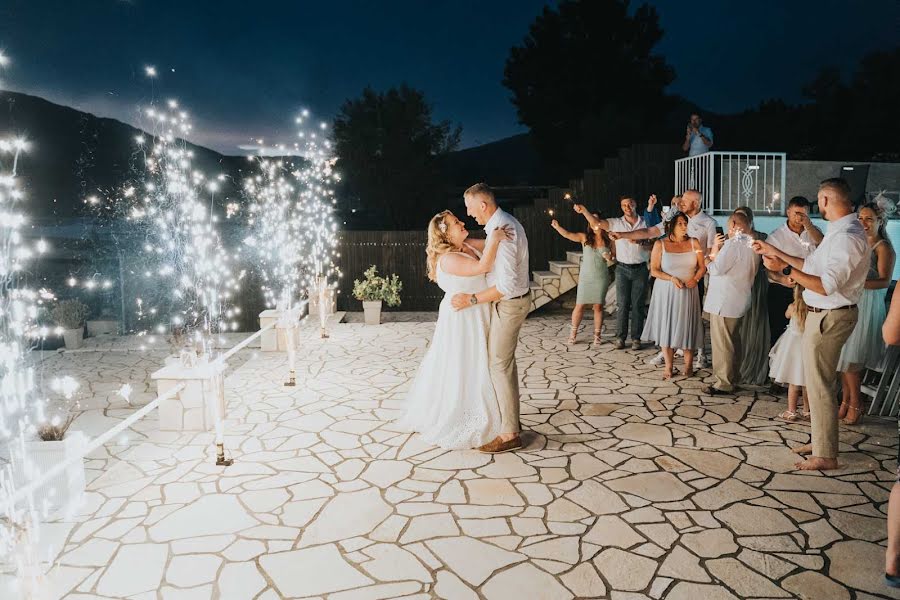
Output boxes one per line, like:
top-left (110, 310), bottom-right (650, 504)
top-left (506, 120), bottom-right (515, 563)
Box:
top-left (484, 208), bottom-right (530, 299)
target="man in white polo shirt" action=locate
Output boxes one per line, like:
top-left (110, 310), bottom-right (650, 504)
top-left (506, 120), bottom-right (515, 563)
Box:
top-left (576, 196), bottom-right (651, 351)
top-left (701, 212), bottom-right (758, 395)
top-left (765, 196), bottom-right (824, 343)
top-left (753, 178), bottom-right (868, 471)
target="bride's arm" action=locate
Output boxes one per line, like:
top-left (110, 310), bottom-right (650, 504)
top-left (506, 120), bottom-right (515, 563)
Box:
top-left (441, 228), bottom-right (509, 277)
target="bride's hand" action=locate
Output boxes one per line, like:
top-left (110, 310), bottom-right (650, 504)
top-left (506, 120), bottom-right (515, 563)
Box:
top-left (489, 225), bottom-right (514, 244)
top-left (671, 277), bottom-right (685, 289)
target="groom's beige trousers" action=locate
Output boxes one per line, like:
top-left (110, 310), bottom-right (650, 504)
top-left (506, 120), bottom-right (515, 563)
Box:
top-left (489, 296), bottom-right (531, 434)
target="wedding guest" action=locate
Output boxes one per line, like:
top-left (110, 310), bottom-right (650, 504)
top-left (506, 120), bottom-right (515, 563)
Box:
top-left (884, 274), bottom-right (900, 588)
top-left (700, 212), bottom-right (758, 395)
top-left (837, 202), bottom-right (895, 425)
top-left (682, 113), bottom-right (714, 157)
top-left (769, 284), bottom-right (810, 421)
top-left (612, 189), bottom-right (717, 366)
top-left (576, 196), bottom-right (650, 351)
top-left (643, 194), bottom-right (663, 228)
top-left (753, 177), bottom-right (869, 470)
top-left (766, 196), bottom-right (824, 343)
top-left (641, 212), bottom-right (706, 379)
top-left (733, 206), bottom-right (771, 386)
top-left (551, 207), bottom-right (615, 347)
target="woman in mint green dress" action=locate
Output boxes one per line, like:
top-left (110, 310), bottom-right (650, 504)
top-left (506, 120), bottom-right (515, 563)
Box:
top-left (551, 209), bottom-right (614, 348)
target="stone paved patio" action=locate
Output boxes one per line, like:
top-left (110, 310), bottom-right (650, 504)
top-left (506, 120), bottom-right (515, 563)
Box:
top-left (3, 312), bottom-right (900, 599)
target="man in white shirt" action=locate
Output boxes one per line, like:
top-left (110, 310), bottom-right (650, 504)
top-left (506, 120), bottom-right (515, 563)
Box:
top-left (682, 113), bottom-right (714, 157)
top-left (452, 183), bottom-right (531, 454)
top-left (576, 196), bottom-right (650, 350)
top-left (753, 178), bottom-right (868, 471)
top-left (611, 189), bottom-right (718, 365)
top-left (700, 212), bottom-right (758, 395)
top-left (765, 196), bottom-right (825, 343)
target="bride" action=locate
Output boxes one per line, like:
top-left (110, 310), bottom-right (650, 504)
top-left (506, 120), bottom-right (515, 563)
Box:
top-left (397, 210), bottom-right (511, 449)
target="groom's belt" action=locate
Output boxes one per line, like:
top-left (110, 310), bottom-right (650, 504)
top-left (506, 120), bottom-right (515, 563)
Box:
top-left (504, 292), bottom-right (530, 301)
top-left (617, 262), bottom-right (648, 268)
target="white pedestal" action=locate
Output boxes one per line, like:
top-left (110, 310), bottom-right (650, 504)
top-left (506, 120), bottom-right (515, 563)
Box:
top-left (151, 360), bottom-right (228, 431)
top-left (259, 309), bottom-right (302, 352)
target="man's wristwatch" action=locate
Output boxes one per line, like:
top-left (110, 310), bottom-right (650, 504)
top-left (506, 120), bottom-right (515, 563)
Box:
top-left (782, 265), bottom-right (793, 276)
top-left (469, 294), bottom-right (478, 306)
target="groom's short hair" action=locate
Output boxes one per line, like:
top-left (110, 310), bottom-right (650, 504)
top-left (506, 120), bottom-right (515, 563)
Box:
top-left (464, 183), bottom-right (495, 204)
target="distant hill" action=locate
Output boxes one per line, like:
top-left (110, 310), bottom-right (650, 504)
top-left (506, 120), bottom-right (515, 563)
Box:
top-left (0, 91), bottom-right (249, 221)
top-left (439, 133), bottom-right (553, 186)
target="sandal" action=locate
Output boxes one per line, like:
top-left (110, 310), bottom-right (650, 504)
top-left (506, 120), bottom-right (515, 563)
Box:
top-left (841, 405), bottom-right (863, 426)
top-left (567, 325), bottom-right (579, 345)
top-left (591, 331), bottom-right (602, 348)
top-left (778, 410), bottom-right (799, 422)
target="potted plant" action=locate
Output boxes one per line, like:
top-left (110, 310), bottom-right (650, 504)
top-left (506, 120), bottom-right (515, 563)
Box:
top-left (51, 299), bottom-right (90, 349)
top-left (352, 265), bottom-right (402, 325)
top-left (12, 378), bottom-right (86, 517)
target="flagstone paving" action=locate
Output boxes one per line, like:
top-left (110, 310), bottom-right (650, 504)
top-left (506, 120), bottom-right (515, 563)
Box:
top-left (2, 313), bottom-right (899, 599)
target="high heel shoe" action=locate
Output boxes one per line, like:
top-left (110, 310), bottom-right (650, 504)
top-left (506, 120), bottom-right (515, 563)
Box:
top-left (567, 325), bottom-right (579, 345)
top-left (841, 405), bottom-right (863, 426)
top-left (591, 331), bottom-right (602, 348)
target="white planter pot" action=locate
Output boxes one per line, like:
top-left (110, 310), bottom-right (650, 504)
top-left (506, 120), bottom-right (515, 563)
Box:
top-left (363, 301), bottom-right (382, 325)
top-left (86, 319), bottom-right (119, 337)
top-left (13, 431), bottom-right (87, 517)
top-left (62, 327), bottom-right (84, 349)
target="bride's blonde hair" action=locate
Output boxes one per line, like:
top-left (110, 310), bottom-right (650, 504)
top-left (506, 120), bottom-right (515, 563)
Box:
top-left (426, 210), bottom-right (455, 281)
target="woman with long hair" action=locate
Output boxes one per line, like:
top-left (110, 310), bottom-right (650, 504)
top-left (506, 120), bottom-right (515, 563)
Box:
top-left (837, 201), bottom-right (895, 425)
top-left (551, 206), bottom-right (615, 347)
top-left (398, 210), bottom-right (512, 449)
top-left (641, 212), bottom-right (707, 379)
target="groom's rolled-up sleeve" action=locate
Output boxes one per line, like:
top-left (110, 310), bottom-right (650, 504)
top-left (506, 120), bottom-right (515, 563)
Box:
top-left (493, 239), bottom-right (518, 299)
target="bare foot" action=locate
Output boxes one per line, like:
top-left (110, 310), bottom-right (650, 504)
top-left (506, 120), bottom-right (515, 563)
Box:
top-left (683, 369), bottom-right (694, 378)
top-left (663, 367), bottom-right (680, 380)
top-left (791, 444), bottom-right (812, 455)
top-left (795, 456), bottom-right (839, 471)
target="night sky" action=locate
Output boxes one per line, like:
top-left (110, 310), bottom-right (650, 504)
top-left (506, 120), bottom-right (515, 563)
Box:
top-left (2, 0), bottom-right (898, 154)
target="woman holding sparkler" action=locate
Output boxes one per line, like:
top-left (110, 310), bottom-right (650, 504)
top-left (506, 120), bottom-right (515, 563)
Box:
top-left (551, 206), bottom-right (615, 347)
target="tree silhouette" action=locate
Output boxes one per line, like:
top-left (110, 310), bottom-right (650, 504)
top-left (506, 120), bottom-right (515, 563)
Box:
top-left (503, 0), bottom-right (674, 181)
top-left (333, 85), bottom-right (462, 230)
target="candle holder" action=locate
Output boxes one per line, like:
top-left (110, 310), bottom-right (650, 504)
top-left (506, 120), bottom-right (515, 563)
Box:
top-left (215, 442), bottom-right (233, 466)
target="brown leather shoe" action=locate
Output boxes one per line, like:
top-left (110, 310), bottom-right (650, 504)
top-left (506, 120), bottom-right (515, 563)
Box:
top-left (478, 435), bottom-right (522, 454)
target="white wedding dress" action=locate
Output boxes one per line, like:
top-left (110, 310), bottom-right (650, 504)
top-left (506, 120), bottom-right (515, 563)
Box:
top-left (397, 253), bottom-right (501, 449)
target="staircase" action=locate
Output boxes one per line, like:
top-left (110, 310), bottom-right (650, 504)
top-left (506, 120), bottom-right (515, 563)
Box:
top-left (529, 250), bottom-right (583, 312)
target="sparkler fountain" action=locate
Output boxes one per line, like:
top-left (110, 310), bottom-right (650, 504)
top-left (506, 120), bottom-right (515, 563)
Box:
top-left (244, 111), bottom-right (340, 386)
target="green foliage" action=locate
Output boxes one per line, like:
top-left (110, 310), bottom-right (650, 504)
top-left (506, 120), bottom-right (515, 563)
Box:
top-left (352, 265), bottom-right (402, 307)
top-left (50, 299), bottom-right (90, 329)
top-left (503, 0), bottom-right (674, 179)
top-left (333, 85), bottom-right (461, 229)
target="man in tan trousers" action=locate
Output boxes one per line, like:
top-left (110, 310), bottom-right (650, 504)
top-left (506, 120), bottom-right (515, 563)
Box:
top-left (753, 178), bottom-right (868, 470)
top-left (452, 183), bottom-right (531, 453)
top-left (701, 212), bottom-right (758, 395)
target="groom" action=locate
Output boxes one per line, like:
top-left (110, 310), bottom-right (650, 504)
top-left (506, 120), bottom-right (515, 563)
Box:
top-left (451, 183), bottom-right (531, 453)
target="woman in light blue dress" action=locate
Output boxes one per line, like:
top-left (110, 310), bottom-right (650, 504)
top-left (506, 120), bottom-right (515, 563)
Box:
top-left (837, 202), bottom-right (895, 425)
top-left (551, 206), bottom-right (614, 348)
top-left (641, 213), bottom-right (707, 379)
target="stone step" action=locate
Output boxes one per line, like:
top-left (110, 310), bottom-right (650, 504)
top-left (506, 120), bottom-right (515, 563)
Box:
top-left (533, 271), bottom-right (560, 286)
top-left (566, 251), bottom-right (583, 264)
top-left (548, 260), bottom-right (579, 275)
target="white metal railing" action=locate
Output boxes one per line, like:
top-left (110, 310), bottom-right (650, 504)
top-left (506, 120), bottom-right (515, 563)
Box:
top-left (675, 151), bottom-right (787, 215)
top-left (6, 320), bottom-right (281, 508)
